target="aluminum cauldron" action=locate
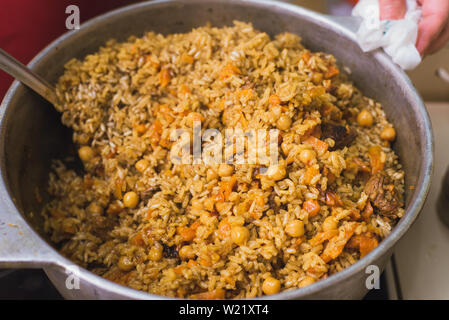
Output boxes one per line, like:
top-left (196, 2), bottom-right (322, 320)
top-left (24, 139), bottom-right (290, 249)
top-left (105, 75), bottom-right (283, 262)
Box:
top-left (0, 0), bottom-right (433, 299)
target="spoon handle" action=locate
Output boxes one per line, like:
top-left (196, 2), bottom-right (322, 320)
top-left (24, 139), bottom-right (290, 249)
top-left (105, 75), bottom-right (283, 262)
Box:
top-left (0, 48), bottom-right (58, 106)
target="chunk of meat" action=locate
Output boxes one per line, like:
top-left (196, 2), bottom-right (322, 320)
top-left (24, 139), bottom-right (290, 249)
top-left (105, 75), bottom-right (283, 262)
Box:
top-left (364, 172), bottom-right (401, 216)
top-left (321, 122), bottom-right (357, 150)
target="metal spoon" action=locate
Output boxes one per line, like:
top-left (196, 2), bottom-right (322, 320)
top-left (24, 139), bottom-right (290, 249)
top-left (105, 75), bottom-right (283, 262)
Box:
top-left (0, 48), bottom-right (58, 106)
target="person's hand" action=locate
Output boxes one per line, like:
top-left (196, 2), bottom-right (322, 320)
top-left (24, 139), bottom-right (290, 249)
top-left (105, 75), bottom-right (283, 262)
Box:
top-left (379, 0), bottom-right (449, 56)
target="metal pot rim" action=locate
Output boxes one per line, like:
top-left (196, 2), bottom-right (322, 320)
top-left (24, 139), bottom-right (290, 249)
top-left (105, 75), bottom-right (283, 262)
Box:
top-left (0, 0), bottom-right (434, 300)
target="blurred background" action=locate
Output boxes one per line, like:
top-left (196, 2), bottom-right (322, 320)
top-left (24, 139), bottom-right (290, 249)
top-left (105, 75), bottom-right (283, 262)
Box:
top-left (289, 0), bottom-right (449, 101)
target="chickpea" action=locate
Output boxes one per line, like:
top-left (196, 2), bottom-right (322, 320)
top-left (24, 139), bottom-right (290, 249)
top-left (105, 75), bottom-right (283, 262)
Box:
top-left (123, 191), bottom-right (139, 208)
top-left (277, 114), bottom-right (292, 130)
top-left (206, 168), bottom-right (218, 181)
top-left (322, 216), bottom-right (338, 232)
top-left (357, 109), bottom-right (374, 127)
top-left (148, 242), bottom-right (163, 261)
top-left (87, 202), bottom-right (103, 216)
top-left (269, 94), bottom-right (281, 106)
top-left (299, 149), bottom-right (316, 165)
top-left (135, 124), bottom-right (147, 135)
top-left (285, 220), bottom-right (304, 237)
top-left (77, 133), bottom-right (90, 145)
top-left (218, 164), bottom-right (234, 177)
top-left (135, 159), bottom-right (150, 173)
top-left (266, 164), bottom-right (286, 181)
top-left (312, 72), bottom-right (323, 84)
top-left (118, 256), bottom-right (134, 271)
top-left (380, 127), bottom-right (396, 141)
top-left (78, 146), bottom-right (95, 162)
top-left (299, 276), bottom-right (316, 288)
top-left (262, 276), bottom-right (281, 295)
top-left (179, 245), bottom-right (195, 260)
top-left (231, 225), bottom-right (250, 246)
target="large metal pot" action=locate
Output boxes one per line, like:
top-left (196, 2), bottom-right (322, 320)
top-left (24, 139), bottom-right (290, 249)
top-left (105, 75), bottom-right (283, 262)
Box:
top-left (0, 0), bottom-right (433, 299)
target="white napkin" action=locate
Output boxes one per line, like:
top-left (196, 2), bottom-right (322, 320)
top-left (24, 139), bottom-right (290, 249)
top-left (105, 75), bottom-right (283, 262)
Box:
top-left (352, 0), bottom-right (422, 70)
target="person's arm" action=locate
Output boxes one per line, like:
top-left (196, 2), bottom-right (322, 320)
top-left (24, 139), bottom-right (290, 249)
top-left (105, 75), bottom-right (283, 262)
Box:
top-left (379, 0), bottom-right (449, 56)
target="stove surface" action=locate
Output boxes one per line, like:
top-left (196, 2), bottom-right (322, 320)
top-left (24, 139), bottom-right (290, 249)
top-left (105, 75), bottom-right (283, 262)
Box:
top-left (0, 269), bottom-right (62, 300)
top-left (389, 102), bottom-right (449, 299)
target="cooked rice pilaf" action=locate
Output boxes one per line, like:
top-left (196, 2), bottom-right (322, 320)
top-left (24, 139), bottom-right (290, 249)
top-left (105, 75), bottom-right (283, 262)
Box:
top-left (43, 21), bottom-right (404, 299)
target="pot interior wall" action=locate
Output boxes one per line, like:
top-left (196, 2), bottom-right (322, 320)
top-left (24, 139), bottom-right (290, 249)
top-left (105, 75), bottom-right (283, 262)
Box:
top-left (1, 0), bottom-right (424, 249)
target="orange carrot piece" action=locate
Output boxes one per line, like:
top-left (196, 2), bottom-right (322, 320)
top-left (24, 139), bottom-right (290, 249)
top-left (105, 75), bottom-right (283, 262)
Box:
top-left (187, 259), bottom-right (198, 268)
top-left (324, 65), bottom-right (340, 79)
top-left (218, 219), bottom-right (232, 240)
top-left (238, 88), bottom-right (253, 101)
top-left (173, 265), bottom-right (185, 275)
top-left (322, 167), bottom-right (336, 184)
top-left (178, 220), bottom-right (201, 242)
top-left (301, 50), bottom-right (311, 63)
top-left (304, 136), bottom-right (328, 154)
top-left (304, 166), bottom-right (320, 186)
top-left (159, 68), bottom-right (171, 88)
top-left (303, 199), bottom-right (321, 217)
top-left (134, 124), bottom-right (147, 135)
top-left (179, 84), bottom-right (191, 96)
top-left (181, 54), bottom-right (194, 64)
top-left (148, 119), bottom-right (163, 147)
top-left (269, 94), bottom-right (281, 106)
top-left (215, 176), bottom-right (237, 202)
top-left (145, 54), bottom-right (160, 69)
top-left (219, 64), bottom-right (241, 80)
top-left (368, 145), bottom-right (384, 174)
top-left (159, 104), bottom-right (174, 123)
